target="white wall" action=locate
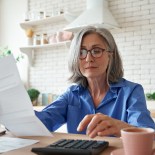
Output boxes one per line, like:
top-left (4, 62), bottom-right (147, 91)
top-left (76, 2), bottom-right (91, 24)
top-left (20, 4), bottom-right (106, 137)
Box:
top-left (0, 0), bottom-right (27, 49)
top-left (28, 0), bottom-right (86, 95)
top-left (1, 0), bottom-right (155, 95)
top-left (109, 0), bottom-right (155, 93)
top-left (27, 0), bottom-right (155, 95)
top-left (0, 1), bottom-right (1, 43)
top-left (0, 0), bottom-right (29, 88)
top-left (0, 0), bottom-right (3, 44)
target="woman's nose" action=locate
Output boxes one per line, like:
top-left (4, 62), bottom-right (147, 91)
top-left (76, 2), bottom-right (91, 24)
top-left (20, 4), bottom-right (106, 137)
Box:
top-left (85, 52), bottom-right (94, 62)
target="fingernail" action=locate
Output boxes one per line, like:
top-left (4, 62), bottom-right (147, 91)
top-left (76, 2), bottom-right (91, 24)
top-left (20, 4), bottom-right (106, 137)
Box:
top-left (86, 130), bottom-right (90, 135)
top-left (77, 126), bottom-right (81, 131)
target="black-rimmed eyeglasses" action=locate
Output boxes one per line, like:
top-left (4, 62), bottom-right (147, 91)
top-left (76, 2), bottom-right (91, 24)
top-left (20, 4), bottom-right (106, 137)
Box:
top-left (79, 47), bottom-right (106, 60)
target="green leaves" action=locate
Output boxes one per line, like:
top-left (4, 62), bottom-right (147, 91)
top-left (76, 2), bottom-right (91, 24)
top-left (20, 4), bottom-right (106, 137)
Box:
top-left (0, 46), bottom-right (12, 58)
top-left (146, 92), bottom-right (155, 100)
top-left (27, 88), bottom-right (40, 102)
top-left (16, 54), bottom-right (24, 62)
top-left (0, 46), bottom-right (24, 62)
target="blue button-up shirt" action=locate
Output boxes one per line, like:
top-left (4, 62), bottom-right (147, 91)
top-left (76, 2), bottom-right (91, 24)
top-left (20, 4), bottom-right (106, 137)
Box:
top-left (35, 78), bottom-right (155, 134)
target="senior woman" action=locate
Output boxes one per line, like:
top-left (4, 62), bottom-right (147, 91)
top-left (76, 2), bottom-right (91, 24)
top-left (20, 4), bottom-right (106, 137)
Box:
top-left (35, 26), bottom-right (155, 138)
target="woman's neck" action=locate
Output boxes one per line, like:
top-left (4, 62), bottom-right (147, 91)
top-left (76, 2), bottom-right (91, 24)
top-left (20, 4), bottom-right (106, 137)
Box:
top-left (87, 77), bottom-right (109, 107)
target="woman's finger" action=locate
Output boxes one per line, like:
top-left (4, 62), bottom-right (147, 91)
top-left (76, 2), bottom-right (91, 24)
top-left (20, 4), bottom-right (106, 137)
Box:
top-left (88, 120), bottom-right (111, 138)
top-left (86, 114), bottom-right (107, 135)
top-left (77, 114), bottom-right (94, 131)
top-left (97, 126), bottom-right (116, 137)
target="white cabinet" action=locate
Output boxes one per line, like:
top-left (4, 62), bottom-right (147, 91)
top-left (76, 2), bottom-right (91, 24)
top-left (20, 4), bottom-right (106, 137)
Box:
top-left (20, 14), bottom-right (71, 65)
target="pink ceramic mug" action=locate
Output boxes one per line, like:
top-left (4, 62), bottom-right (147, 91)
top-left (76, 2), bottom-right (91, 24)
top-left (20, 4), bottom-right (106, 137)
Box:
top-left (121, 127), bottom-right (155, 155)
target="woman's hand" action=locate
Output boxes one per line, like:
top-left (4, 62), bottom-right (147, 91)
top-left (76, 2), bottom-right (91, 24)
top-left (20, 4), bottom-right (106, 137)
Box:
top-left (77, 113), bottom-right (132, 138)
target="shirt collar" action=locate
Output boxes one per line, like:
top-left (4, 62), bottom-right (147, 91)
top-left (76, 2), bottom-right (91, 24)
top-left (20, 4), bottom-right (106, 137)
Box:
top-left (109, 78), bottom-right (125, 93)
top-left (71, 78), bottom-right (125, 93)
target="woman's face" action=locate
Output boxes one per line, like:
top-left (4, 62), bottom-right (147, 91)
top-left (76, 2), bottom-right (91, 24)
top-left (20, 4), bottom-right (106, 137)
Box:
top-left (79, 33), bottom-right (111, 80)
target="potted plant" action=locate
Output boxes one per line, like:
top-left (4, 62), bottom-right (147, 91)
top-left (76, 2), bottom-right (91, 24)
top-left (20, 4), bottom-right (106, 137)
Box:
top-left (27, 88), bottom-right (40, 106)
top-left (145, 92), bottom-right (155, 109)
top-left (146, 92), bottom-right (155, 100)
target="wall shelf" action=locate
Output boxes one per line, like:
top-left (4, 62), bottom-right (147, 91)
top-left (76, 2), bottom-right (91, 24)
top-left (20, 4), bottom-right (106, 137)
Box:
top-left (20, 41), bottom-right (71, 65)
top-left (19, 11), bottom-right (77, 66)
top-left (20, 14), bottom-right (68, 29)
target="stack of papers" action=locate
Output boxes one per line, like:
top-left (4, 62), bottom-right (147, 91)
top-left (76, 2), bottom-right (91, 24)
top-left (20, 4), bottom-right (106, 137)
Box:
top-left (0, 137), bottom-right (39, 153)
top-left (0, 55), bottom-right (51, 137)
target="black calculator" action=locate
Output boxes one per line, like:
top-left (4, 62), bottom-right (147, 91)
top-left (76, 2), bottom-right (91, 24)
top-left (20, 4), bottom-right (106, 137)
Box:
top-left (31, 138), bottom-right (109, 155)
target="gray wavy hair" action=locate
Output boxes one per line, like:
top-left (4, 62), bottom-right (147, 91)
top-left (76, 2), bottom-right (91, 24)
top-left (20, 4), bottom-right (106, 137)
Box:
top-left (68, 26), bottom-right (123, 88)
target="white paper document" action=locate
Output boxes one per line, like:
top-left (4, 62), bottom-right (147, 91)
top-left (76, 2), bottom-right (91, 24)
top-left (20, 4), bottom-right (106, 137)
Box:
top-left (0, 137), bottom-right (39, 153)
top-left (0, 55), bottom-right (52, 136)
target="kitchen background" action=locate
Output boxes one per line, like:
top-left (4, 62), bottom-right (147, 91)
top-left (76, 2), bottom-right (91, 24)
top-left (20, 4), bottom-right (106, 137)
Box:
top-left (0, 0), bottom-right (155, 105)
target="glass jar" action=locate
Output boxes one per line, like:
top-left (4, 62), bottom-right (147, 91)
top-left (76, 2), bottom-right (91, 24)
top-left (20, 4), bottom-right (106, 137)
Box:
top-left (34, 34), bottom-right (41, 45)
top-left (23, 11), bottom-right (30, 21)
top-left (38, 11), bottom-right (45, 19)
top-left (41, 33), bottom-right (48, 44)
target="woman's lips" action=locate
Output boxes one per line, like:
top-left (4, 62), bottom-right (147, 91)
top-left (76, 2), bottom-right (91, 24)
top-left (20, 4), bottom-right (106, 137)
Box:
top-left (85, 66), bottom-right (97, 69)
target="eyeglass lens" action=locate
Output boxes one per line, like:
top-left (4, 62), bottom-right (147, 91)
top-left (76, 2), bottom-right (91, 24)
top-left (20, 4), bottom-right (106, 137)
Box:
top-left (79, 47), bottom-right (105, 59)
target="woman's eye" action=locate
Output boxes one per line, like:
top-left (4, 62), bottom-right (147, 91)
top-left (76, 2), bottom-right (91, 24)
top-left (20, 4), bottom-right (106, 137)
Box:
top-left (80, 50), bottom-right (87, 55)
top-left (93, 49), bottom-right (101, 54)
